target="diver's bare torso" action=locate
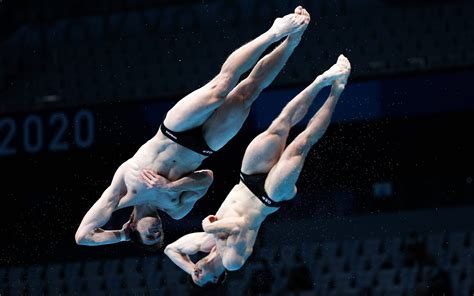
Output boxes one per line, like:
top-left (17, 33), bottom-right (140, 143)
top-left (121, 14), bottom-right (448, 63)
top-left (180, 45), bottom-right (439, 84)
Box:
top-left (118, 131), bottom-right (207, 211)
top-left (213, 183), bottom-right (282, 262)
top-left (131, 131), bottom-right (206, 180)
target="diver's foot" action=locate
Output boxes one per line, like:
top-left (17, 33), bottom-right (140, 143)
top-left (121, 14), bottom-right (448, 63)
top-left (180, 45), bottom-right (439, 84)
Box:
top-left (287, 6), bottom-right (311, 43)
top-left (318, 54), bottom-right (351, 87)
top-left (270, 12), bottom-right (308, 39)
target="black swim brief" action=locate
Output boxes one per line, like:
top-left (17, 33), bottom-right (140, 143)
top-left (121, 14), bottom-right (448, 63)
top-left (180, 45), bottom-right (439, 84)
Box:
top-left (239, 172), bottom-right (287, 208)
top-left (160, 123), bottom-right (215, 157)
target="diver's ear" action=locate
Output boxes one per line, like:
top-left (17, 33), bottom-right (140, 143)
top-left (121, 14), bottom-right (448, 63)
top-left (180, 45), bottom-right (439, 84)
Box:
top-left (129, 221), bottom-right (137, 230)
top-left (128, 212), bottom-right (137, 230)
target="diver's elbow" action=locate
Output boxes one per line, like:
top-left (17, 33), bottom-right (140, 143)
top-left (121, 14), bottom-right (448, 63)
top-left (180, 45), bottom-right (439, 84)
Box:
top-left (164, 245), bottom-right (175, 257)
top-left (223, 257), bottom-right (245, 271)
top-left (75, 232), bottom-right (85, 245)
top-left (171, 215), bottom-right (185, 221)
top-left (75, 229), bottom-right (90, 245)
top-left (169, 210), bottom-right (186, 220)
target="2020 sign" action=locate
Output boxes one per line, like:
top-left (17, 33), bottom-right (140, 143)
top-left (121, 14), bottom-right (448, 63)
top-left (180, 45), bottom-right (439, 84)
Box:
top-left (0, 109), bottom-right (95, 156)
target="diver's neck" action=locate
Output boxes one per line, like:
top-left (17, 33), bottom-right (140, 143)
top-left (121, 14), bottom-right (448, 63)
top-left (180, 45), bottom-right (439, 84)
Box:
top-left (134, 204), bottom-right (155, 218)
top-left (208, 252), bottom-right (225, 274)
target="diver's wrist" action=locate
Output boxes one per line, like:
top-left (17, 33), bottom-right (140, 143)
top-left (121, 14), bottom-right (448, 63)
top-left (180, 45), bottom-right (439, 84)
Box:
top-left (119, 230), bottom-right (128, 242)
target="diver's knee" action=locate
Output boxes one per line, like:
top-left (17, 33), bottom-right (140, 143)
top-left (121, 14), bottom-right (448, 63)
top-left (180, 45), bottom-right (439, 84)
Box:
top-left (212, 74), bottom-right (234, 100)
top-left (223, 256), bottom-right (245, 271)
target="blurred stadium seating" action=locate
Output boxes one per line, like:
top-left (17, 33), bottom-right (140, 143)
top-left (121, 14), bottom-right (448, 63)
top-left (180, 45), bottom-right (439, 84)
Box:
top-left (1, 227), bottom-right (471, 295)
top-left (1, 0), bottom-right (473, 113)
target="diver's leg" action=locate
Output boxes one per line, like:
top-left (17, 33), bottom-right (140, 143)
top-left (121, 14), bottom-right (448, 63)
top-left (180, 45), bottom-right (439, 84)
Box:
top-left (240, 55), bottom-right (351, 175)
top-left (163, 11), bottom-right (306, 132)
top-left (202, 7), bottom-right (311, 151)
top-left (264, 71), bottom-right (350, 201)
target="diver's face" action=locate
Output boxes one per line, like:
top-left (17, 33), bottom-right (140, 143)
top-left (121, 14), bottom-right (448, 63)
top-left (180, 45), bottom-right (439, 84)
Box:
top-left (192, 260), bottom-right (221, 286)
top-left (136, 216), bottom-right (163, 245)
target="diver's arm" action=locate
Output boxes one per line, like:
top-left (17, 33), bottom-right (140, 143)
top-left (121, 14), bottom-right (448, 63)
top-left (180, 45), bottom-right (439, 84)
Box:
top-left (167, 186), bottom-right (211, 220)
top-left (168, 169), bottom-right (214, 191)
top-left (164, 233), bottom-right (213, 275)
top-left (140, 169), bottom-right (214, 192)
top-left (75, 165), bottom-right (129, 246)
top-left (140, 169), bottom-right (213, 220)
top-left (75, 186), bottom-right (127, 245)
top-left (221, 245), bottom-right (247, 271)
top-left (202, 215), bottom-right (246, 234)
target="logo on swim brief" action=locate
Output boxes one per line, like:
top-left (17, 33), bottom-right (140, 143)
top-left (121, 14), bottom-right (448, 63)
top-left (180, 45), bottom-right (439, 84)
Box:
top-left (165, 130), bottom-right (177, 140)
top-left (202, 150), bottom-right (213, 155)
top-left (261, 196), bottom-right (271, 205)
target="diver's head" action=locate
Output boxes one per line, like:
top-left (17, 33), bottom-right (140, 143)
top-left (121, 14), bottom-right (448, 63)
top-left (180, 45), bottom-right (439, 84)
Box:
top-left (128, 206), bottom-right (164, 251)
top-left (191, 247), bottom-right (227, 287)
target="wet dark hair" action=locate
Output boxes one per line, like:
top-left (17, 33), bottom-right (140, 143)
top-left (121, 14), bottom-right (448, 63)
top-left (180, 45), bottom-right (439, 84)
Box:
top-left (128, 212), bottom-right (164, 252)
top-left (191, 271), bottom-right (228, 289)
top-left (129, 228), bottom-right (163, 252)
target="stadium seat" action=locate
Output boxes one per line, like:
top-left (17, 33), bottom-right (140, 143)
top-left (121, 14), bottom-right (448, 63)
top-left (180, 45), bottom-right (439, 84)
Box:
top-left (101, 258), bottom-right (121, 277)
top-left (83, 260), bottom-right (101, 278)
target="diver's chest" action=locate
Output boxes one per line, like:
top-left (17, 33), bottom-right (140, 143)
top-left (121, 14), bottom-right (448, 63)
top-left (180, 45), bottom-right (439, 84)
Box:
top-left (148, 192), bottom-right (181, 208)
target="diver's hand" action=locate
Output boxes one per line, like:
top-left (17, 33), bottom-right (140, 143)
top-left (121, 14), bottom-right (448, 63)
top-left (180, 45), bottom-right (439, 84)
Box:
top-left (202, 215), bottom-right (218, 231)
top-left (119, 221), bottom-right (132, 242)
top-left (139, 169), bottom-right (172, 192)
top-left (192, 266), bottom-right (202, 283)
